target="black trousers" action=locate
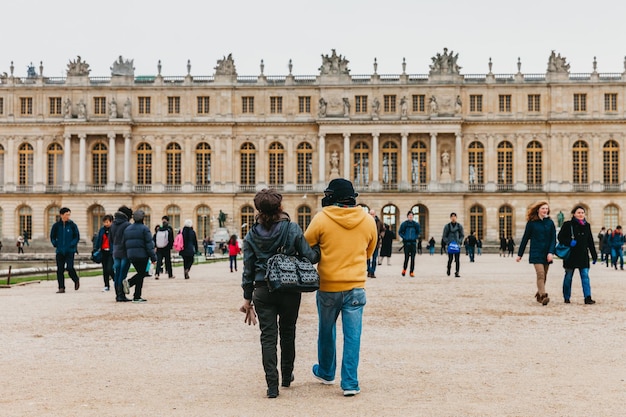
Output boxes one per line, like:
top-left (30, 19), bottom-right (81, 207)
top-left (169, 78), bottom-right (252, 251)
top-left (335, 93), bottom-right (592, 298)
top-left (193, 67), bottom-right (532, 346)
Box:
top-left (447, 252), bottom-right (460, 274)
top-left (101, 251), bottom-right (114, 287)
top-left (403, 242), bottom-right (417, 272)
top-left (156, 248), bottom-right (173, 276)
top-left (128, 258), bottom-right (148, 299)
top-left (252, 285), bottom-right (302, 389)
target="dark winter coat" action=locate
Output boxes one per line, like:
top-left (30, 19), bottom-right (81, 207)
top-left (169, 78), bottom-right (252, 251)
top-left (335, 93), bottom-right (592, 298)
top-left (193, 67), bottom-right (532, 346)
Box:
top-left (557, 218), bottom-right (597, 269)
top-left (109, 211), bottom-right (131, 259)
top-left (380, 229), bottom-right (396, 257)
top-left (50, 220), bottom-right (80, 255)
top-left (517, 217), bottom-right (556, 264)
top-left (179, 226), bottom-right (198, 257)
top-left (399, 220), bottom-right (420, 243)
top-left (123, 222), bottom-right (157, 262)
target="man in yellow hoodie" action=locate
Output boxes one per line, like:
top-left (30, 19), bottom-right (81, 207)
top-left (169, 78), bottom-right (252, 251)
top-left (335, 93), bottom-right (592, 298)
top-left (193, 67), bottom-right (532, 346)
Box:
top-left (304, 178), bottom-right (378, 397)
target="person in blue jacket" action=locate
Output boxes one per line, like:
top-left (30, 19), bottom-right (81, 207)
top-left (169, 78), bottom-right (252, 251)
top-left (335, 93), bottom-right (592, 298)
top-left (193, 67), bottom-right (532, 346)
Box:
top-left (123, 210), bottom-right (157, 303)
top-left (608, 225), bottom-right (625, 270)
top-left (398, 211), bottom-right (420, 277)
top-left (50, 207), bottom-right (81, 293)
top-left (516, 201), bottom-right (556, 305)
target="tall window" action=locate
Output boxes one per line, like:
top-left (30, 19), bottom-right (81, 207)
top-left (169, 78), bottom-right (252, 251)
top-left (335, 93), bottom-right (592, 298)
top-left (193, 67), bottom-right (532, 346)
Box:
top-left (297, 206), bottom-right (312, 231)
top-left (353, 141), bottom-right (370, 187)
top-left (20, 97), bottom-right (33, 115)
top-left (18, 206), bottom-right (32, 238)
top-left (166, 205), bottom-right (181, 231)
top-left (168, 96), bottom-right (180, 114)
top-left (355, 96), bottom-right (368, 113)
top-left (468, 141), bottom-right (484, 188)
top-left (410, 141), bottom-right (427, 186)
top-left (18, 143), bottom-right (34, 185)
top-left (572, 140), bottom-right (588, 184)
top-left (573, 94), bottom-right (587, 112)
top-left (268, 142), bottom-right (284, 187)
top-left (196, 205), bottom-right (211, 240)
top-left (49, 97), bottom-right (62, 115)
top-left (497, 141), bottom-right (513, 187)
top-left (528, 94), bottom-right (540, 112)
top-left (382, 204), bottom-right (398, 234)
top-left (47, 143), bottom-right (63, 186)
top-left (469, 95), bottom-right (483, 112)
top-left (604, 93), bottom-right (618, 112)
top-left (526, 141), bottom-right (542, 188)
top-left (381, 140), bottom-right (398, 188)
top-left (138, 97), bottom-right (151, 114)
top-left (383, 95), bottom-right (396, 112)
top-left (410, 204), bottom-right (428, 240)
top-left (603, 140), bottom-right (619, 186)
top-left (270, 96), bottom-right (283, 114)
top-left (242, 96), bottom-right (254, 113)
top-left (92, 143), bottom-right (108, 185)
top-left (298, 96), bottom-right (311, 113)
top-left (469, 205), bottom-right (485, 240)
top-left (0, 97), bottom-right (3, 114)
top-left (241, 206), bottom-right (255, 234)
top-left (197, 96), bottom-right (210, 114)
top-left (136, 143), bottom-right (152, 185)
top-left (412, 95), bottom-right (425, 112)
top-left (166, 142), bottom-right (182, 185)
top-left (94, 97), bottom-right (106, 115)
top-left (603, 205), bottom-right (619, 230)
top-left (46, 205), bottom-right (60, 234)
top-left (196, 143), bottom-right (212, 185)
top-left (240, 142), bottom-right (256, 186)
top-left (498, 95), bottom-right (511, 112)
top-left (498, 205), bottom-right (513, 240)
top-left (90, 205), bottom-right (106, 238)
top-left (297, 142), bottom-right (313, 187)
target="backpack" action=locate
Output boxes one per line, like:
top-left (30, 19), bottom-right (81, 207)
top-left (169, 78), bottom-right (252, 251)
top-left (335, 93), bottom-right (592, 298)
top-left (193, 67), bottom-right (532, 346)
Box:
top-left (155, 228), bottom-right (169, 248)
top-left (173, 230), bottom-right (184, 251)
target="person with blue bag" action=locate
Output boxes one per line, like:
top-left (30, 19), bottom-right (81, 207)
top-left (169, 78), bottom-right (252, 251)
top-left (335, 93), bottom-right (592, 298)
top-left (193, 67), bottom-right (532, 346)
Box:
top-left (516, 201), bottom-right (556, 305)
top-left (442, 212), bottom-right (464, 277)
top-left (608, 225), bottom-right (625, 270)
top-left (557, 205), bottom-right (597, 304)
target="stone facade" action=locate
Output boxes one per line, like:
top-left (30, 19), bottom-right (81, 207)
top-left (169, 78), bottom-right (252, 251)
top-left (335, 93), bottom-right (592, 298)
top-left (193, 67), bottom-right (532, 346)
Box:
top-left (1, 50), bottom-right (626, 246)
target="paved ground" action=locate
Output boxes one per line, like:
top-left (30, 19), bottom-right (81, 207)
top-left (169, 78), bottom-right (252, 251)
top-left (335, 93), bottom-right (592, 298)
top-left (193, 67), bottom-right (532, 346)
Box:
top-left (1, 252), bottom-right (625, 417)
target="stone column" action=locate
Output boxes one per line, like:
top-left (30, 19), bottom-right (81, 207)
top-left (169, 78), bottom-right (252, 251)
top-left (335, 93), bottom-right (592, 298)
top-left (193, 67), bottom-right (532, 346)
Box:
top-left (429, 133), bottom-right (438, 187)
top-left (63, 133), bottom-right (71, 191)
top-left (371, 132), bottom-right (380, 188)
top-left (455, 132), bottom-right (463, 183)
top-left (400, 132), bottom-right (409, 190)
top-left (318, 133), bottom-right (326, 185)
top-left (78, 134), bottom-right (86, 191)
top-left (343, 133), bottom-right (351, 181)
top-left (108, 132), bottom-right (116, 191)
top-left (123, 133), bottom-right (132, 191)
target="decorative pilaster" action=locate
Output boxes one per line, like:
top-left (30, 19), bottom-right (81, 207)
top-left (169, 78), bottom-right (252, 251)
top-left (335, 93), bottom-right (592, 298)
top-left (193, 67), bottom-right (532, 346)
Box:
top-left (455, 132), bottom-right (463, 183)
top-left (399, 132), bottom-right (409, 190)
top-left (371, 133), bottom-right (380, 189)
top-left (123, 133), bottom-right (132, 191)
top-left (343, 133), bottom-right (351, 181)
top-left (63, 133), bottom-right (71, 191)
top-left (429, 133), bottom-right (438, 189)
top-left (108, 132), bottom-right (116, 191)
top-left (34, 137), bottom-right (44, 190)
top-left (318, 133), bottom-right (326, 185)
top-left (78, 134), bottom-right (86, 191)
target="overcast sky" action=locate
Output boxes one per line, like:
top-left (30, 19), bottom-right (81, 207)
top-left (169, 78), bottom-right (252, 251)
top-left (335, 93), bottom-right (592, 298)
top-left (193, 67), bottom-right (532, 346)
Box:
top-left (3, 0), bottom-right (626, 78)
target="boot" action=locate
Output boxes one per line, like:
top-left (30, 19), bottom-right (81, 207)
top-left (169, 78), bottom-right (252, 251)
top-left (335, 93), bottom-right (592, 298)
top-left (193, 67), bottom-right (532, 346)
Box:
top-left (584, 296), bottom-right (596, 304)
top-left (184, 269), bottom-right (190, 279)
top-left (541, 293), bottom-right (550, 306)
top-left (115, 284), bottom-right (131, 302)
top-left (535, 292), bottom-right (541, 303)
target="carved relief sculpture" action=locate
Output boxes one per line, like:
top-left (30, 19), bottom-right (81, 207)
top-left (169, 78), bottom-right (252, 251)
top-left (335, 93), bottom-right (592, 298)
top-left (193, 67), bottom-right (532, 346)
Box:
top-left (123, 98), bottom-right (131, 119)
top-left (109, 98), bottom-right (117, 118)
top-left (318, 98), bottom-right (327, 118)
top-left (67, 56), bottom-right (90, 76)
top-left (215, 54), bottom-right (237, 76)
top-left (110, 56), bottom-right (135, 76)
top-left (63, 98), bottom-right (72, 118)
top-left (319, 49), bottom-right (350, 75)
top-left (342, 97), bottom-right (350, 117)
top-left (429, 48), bottom-right (461, 75)
top-left (372, 97), bottom-right (380, 117)
top-left (547, 50), bottom-right (570, 73)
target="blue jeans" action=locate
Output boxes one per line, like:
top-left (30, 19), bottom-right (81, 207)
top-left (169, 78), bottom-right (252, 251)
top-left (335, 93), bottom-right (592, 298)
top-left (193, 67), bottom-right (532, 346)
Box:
top-left (611, 247), bottom-right (624, 268)
top-left (113, 257), bottom-right (131, 287)
top-left (315, 288), bottom-right (366, 391)
top-left (367, 247), bottom-right (379, 274)
top-left (468, 246), bottom-right (475, 262)
top-left (563, 268), bottom-right (591, 299)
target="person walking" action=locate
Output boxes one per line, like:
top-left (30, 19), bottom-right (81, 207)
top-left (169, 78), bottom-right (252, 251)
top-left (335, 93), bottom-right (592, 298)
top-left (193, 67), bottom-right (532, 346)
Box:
top-left (367, 209), bottom-right (384, 278)
top-left (94, 214), bottom-right (114, 291)
top-left (110, 206), bottom-right (133, 302)
top-left (602, 229), bottom-right (612, 267)
top-left (17, 235), bottom-right (25, 254)
top-left (428, 236), bottom-right (436, 256)
top-left (608, 226), bottom-right (625, 270)
top-left (304, 178), bottom-right (377, 397)
top-left (516, 201), bottom-right (556, 306)
top-left (442, 212), bottom-right (465, 277)
top-left (499, 235), bottom-right (507, 257)
top-left (123, 210), bottom-right (157, 303)
top-left (476, 236), bottom-right (483, 256)
top-left (597, 227), bottom-right (606, 261)
top-left (179, 219), bottom-right (198, 279)
top-left (240, 189), bottom-right (319, 398)
top-left (378, 224), bottom-right (395, 265)
top-left (228, 234), bottom-right (240, 272)
top-left (154, 216), bottom-right (175, 279)
top-left (398, 211), bottom-right (420, 277)
top-left (557, 205), bottom-right (597, 304)
top-left (49, 207), bottom-right (80, 293)
top-left (467, 231), bottom-right (477, 262)
top-left (507, 236), bottom-right (516, 257)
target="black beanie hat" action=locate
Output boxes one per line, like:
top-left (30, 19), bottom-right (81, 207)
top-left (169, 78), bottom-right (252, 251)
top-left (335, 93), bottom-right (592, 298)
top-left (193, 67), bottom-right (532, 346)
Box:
top-left (324, 178), bottom-right (358, 201)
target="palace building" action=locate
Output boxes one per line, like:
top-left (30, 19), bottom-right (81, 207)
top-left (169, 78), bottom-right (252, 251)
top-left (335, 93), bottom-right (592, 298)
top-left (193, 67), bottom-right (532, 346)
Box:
top-left (1, 50), bottom-right (625, 246)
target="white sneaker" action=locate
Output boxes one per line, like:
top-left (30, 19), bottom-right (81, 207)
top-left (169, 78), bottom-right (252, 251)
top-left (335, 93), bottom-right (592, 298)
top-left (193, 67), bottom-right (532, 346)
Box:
top-left (343, 389), bottom-right (360, 397)
top-left (102, 287), bottom-right (109, 292)
top-left (122, 279), bottom-right (130, 294)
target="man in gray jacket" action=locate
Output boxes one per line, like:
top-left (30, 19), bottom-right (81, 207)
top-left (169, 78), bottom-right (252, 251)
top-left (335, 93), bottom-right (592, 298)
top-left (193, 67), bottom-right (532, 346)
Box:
top-left (442, 212), bottom-right (465, 278)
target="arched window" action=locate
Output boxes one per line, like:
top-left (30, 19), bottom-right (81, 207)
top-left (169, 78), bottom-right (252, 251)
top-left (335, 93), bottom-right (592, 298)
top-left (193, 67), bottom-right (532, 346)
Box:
top-left (468, 141), bottom-right (484, 190)
top-left (92, 142), bottom-right (108, 186)
top-left (89, 205), bottom-right (106, 238)
top-left (268, 142), bottom-right (284, 188)
top-left (137, 143), bottom-right (152, 186)
top-left (241, 206), bottom-right (255, 235)
top-left (297, 205), bottom-right (312, 231)
top-left (381, 140), bottom-right (398, 190)
top-left (240, 142), bottom-right (256, 189)
top-left (410, 204), bottom-right (428, 240)
top-left (18, 142), bottom-right (34, 186)
top-left (498, 205), bottom-right (514, 240)
top-left (196, 142), bottom-right (211, 186)
top-left (46, 205), bottom-right (60, 234)
top-left (47, 143), bottom-right (63, 187)
top-left (296, 142), bottom-right (313, 188)
top-left (382, 204), bottom-right (398, 234)
top-left (410, 141), bottom-right (427, 189)
top-left (166, 205), bottom-right (181, 231)
top-left (18, 205), bottom-right (32, 239)
top-left (136, 205), bottom-right (152, 229)
top-left (196, 205), bottom-right (211, 240)
top-left (572, 140), bottom-right (588, 186)
top-left (603, 140), bottom-right (619, 188)
top-left (353, 141), bottom-right (370, 187)
top-left (166, 142), bottom-right (182, 186)
top-left (497, 141), bottom-right (513, 189)
top-left (603, 205), bottom-right (619, 230)
top-left (469, 205), bottom-right (485, 240)
top-left (526, 141), bottom-right (542, 190)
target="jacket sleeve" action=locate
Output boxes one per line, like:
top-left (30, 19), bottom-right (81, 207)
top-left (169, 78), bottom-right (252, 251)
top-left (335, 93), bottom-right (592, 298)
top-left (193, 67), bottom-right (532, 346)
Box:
top-left (50, 223), bottom-right (58, 247)
top-left (144, 227), bottom-right (157, 262)
top-left (241, 234), bottom-right (255, 300)
top-left (517, 222), bottom-right (532, 257)
top-left (71, 223), bottom-right (80, 248)
top-left (441, 224), bottom-right (449, 245)
top-left (292, 223), bottom-right (320, 264)
top-left (586, 225), bottom-right (597, 261)
top-left (398, 222), bottom-right (406, 240)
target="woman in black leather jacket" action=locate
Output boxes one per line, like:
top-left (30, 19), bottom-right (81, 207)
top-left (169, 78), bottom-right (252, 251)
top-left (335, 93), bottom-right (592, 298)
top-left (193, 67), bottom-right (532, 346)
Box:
top-left (240, 189), bottom-right (319, 398)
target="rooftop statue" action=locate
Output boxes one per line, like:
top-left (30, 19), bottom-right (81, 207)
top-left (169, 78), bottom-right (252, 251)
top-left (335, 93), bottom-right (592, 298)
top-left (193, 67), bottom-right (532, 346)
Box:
top-left (67, 55), bottom-right (90, 76)
top-left (215, 53), bottom-right (237, 76)
top-left (111, 56), bottom-right (135, 76)
top-left (319, 49), bottom-right (350, 75)
top-left (547, 50), bottom-right (570, 73)
top-left (429, 48), bottom-right (461, 75)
